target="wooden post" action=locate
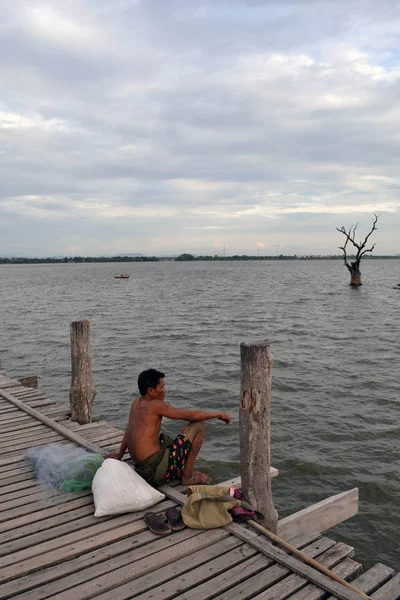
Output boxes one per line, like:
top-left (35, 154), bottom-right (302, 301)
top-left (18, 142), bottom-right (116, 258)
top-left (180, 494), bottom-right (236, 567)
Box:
top-left (240, 341), bottom-right (278, 532)
top-left (69, 320), bottom-right (96, 424)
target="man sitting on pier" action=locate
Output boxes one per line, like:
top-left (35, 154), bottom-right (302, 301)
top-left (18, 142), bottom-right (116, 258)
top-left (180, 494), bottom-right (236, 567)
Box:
top-left (105, 368), bottom-right (231, 486)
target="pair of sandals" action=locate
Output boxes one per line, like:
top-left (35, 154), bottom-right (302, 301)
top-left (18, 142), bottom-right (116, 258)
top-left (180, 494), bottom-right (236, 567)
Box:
top-left (144, 506), bottom-right (185, 535)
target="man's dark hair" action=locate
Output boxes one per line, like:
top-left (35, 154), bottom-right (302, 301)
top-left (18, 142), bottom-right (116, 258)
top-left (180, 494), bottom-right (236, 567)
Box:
top-left (138, 369), bottom-right (165, 396)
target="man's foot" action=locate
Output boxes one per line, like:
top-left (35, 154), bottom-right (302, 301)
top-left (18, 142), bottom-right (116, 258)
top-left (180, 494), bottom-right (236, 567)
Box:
top-left (181, 471), bottom-right (212, 485)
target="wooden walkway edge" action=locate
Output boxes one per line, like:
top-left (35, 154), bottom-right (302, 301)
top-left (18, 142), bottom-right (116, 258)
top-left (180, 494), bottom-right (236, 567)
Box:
top-left (0, 370), bottom-right (399, 600)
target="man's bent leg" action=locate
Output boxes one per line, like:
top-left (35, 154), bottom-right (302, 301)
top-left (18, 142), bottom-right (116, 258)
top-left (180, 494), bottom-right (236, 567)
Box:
top-left (181, 421), bottom-right (211, 485)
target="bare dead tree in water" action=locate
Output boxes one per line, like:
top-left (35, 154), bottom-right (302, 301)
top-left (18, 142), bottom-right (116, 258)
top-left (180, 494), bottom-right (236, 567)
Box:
top-left (336, 214), bottom-right (379, 286)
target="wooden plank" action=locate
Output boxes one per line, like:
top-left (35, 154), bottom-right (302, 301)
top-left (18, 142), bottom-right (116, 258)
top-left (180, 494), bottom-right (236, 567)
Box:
top-left (25, 399), bottom-right (56, 408)
top-left (277, 489), bottom-right (359, 540)
top-left (163, 536), bottom-right (337, 600)
top-left (0, 456), bottom-right (31, 469)
top-left (0, 527), bottom-right (206, 600)
top-left (322, 564), bottom-right (395, 600)
top-left (287, 558), bottom-right (364, 600)
top-left (0, 389), bottom-right (103, 454)
top-left (77, 431), bottom-right (123, 444)
top-left (0, 508), bottom-right (117, 556)
top-left (370, 573), bottom-right (400, 599)
top-left (42, 411), bottom-right (71, 420)
top-left (93, 435), bottom-right (124, 447)
top-left (0, 488), bottom-right (92, 521)
top-left (1, 513), bottom-right (161, 582)
top-left (180, 536), bottom-right (334, 600)
top-left (9, 392), bottom-right (44, 401)
top-left (0, 427), bottom-right (63, 447)
top-left (0, 406), bottom-right (21, 414)
top-left (0, 466), bottom-right (33, 481)
top-left (42, 406), bottom-right (70, 415)
top-left (0, 428), bottom-right (62, 448)
top-left (0, 493), bottom-right (93, 533)
top-left (11, 386), bottom-right (42, 394)
top-left (0, 478), bottom-right (37, 494)
top-left (0, 480), bottom-right (38, 499)
top-left (81, 425), bottom-right (123, 436)
top-left (0, 382), bottom-right (22, 389)
top-left (0, 433), bottom-right (64, 454)
top-left (45, 412), bottom-right (72, 422)
top-left (0, 420), bottom-right (43, 435)
top-left (0, 422), bottom-right (48, 442)
top-left (0, 499), bottom-right (173, 568)
top-left (0, 455), bottom-right (32, 468)
top-left (0, 415), bottom-right (35, 427)
top-left (0, 488), bottom-right (63, 513)
top-left (248, 542), bottom-right (355, 600)
top-left (133, 543), bottom-right (263, 600)
top-left (0, 424), bottom-right (45, 440)
top-left (49, 531), bottom-right (240, 600)
top-left (159, 485), bottom-right (368, 600)
top-left (0, 411), bottom-right (27, 422)
top-left (9, 388), bottom-right (40, 395)
top-left (0, 472), bottom-right (35, 487)
top-left (0, 504), bottom-right (96, 544)
top-left (228, 521), bottom-right (366, 600)
top-left (195, 539), bottom-right (331, 600)
top-left (0, 462), bottom-right (33, 476)
top-left (62, 421), bottom-right (110, 430)
top-left (0, 413), bottom-right (32, 423)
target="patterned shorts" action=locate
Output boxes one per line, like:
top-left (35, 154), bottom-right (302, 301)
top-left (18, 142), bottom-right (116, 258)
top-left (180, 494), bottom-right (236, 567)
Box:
top-left (165, 434), bottom-right (192, 481)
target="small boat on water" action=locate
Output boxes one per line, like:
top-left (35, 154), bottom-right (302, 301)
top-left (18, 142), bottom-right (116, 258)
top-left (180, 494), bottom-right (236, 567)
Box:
top-left (114, 273), bottom-right (130, 279)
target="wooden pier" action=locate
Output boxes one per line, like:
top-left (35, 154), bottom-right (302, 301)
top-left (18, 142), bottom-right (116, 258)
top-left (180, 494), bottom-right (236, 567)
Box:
top-left (0, 369), bottom-right (399, 599)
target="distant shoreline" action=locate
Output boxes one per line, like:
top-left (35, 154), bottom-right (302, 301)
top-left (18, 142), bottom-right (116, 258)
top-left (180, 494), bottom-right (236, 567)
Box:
top-left (1, 254), bottom-right (399, 265)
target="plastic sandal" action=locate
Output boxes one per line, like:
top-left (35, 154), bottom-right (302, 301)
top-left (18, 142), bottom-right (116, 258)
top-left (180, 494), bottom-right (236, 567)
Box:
top-left (166, 506), bottom-right (186, 531)
top-left (144, 511), bottom-right (171, 535)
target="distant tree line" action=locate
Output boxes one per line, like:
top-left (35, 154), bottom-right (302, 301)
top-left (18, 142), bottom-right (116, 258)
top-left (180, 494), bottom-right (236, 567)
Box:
top-left (0, 253), bottom-right (398, 265)
top-left (0, 256), bottom-right (160, 264)
top-left (174, 253), bottom-right (399, 261)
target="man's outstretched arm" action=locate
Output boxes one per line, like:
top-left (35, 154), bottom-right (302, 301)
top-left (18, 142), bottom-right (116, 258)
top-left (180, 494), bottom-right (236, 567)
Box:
top-left (156, 402), bottom-right (231, 424)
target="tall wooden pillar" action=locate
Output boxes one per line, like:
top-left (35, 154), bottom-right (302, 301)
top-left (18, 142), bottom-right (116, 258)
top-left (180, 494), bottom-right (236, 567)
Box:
top-left (70, 320), bottom-right (96, 424)
top-left (240, 341), bottom-right (278, 532)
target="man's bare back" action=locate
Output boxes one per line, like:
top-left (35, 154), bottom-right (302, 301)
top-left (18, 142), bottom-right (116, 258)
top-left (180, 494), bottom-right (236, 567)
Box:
top-left (105, 369), bottom-right (230, 485)
top-left (127, 397), bottom-right (165, 462)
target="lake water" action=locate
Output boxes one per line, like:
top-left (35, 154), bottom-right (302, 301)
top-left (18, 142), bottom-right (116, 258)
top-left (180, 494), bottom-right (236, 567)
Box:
top-left (1, 259), bottom-right (399, 570)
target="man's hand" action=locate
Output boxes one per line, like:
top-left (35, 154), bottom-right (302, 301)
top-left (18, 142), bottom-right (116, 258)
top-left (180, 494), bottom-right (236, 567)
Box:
top-left (104, 451), bottom-right (122, 460)
top-left (217, 412), bottom-right (231, 424)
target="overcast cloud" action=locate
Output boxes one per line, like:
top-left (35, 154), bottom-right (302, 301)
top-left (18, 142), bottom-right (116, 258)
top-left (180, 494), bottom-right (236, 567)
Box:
top-left (1, 0), bottom-right (400, 256)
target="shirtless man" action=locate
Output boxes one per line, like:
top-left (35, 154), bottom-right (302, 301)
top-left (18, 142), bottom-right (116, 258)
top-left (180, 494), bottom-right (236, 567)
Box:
top-left (105, 368), bottom-right (231, 486)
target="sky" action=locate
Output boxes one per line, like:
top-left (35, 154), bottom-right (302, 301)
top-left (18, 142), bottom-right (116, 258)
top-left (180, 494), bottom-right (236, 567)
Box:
top-left (1, 0), bottom-right (400, 257)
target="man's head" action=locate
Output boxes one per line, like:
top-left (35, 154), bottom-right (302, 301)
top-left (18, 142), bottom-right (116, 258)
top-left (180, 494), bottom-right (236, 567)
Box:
top-left (138, 368), bottom-right (165, 399)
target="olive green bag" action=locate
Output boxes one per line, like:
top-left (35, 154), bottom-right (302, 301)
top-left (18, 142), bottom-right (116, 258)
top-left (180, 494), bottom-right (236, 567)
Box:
top-left (181, 485), bottom-right (242, 529)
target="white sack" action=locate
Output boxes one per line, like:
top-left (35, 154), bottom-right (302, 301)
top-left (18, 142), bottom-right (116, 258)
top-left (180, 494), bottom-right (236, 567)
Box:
top-left (92, 458), bottom-right (165, 517)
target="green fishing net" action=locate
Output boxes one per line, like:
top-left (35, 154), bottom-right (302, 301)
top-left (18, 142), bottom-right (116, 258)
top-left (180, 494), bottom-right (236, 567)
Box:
top-left (27, 444), bottom-right (105, 493)
top-left (60, 453), bottom-right (105, 492)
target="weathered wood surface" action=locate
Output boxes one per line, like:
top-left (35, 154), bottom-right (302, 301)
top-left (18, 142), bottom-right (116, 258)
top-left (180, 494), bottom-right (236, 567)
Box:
top-left (0, 370), bottom-right (398, 600)
top-left (278, 488), bottom-right (359, 540)
top-left (240, 341), bottom-right (278, 532)
top-left (69, 320), bottom-right (96, 424)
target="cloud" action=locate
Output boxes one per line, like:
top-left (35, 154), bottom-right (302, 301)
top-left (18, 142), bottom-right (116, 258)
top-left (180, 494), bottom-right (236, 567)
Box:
top-left (1, 0), bottom-right (400, 255)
